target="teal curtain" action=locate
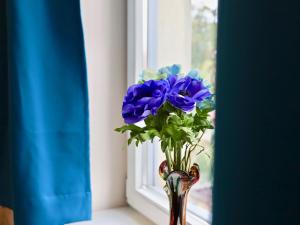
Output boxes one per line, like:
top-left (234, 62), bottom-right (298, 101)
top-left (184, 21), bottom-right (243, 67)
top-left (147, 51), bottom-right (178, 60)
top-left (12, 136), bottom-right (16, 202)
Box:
top-left (0, 1), bottom-right (91, 225)
top-left (213, 0), bottom-right (300, 225)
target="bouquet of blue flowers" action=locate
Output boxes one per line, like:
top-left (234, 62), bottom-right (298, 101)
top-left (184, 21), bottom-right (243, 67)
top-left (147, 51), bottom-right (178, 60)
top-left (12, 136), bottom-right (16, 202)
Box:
top-left (115, 65), bottom-right (215, 174)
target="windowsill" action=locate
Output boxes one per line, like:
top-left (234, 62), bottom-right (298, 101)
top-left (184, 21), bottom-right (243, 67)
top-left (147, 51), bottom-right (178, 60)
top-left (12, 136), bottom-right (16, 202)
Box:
top-left (69, 207), bottom-right (155, 225)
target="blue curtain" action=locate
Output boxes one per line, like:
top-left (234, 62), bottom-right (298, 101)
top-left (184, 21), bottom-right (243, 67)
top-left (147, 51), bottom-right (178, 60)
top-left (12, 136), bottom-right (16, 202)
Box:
top-left (0, 0), bottom-right (91, 225)
top-left (213, 0), bottom-right (300, 225)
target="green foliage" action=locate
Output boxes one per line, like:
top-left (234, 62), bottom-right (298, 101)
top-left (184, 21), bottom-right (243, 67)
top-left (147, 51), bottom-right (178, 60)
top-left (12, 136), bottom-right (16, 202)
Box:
top-left (115, 124), bottom-right (159, 146)
top-left (115, 102), bottom-right (214, 172)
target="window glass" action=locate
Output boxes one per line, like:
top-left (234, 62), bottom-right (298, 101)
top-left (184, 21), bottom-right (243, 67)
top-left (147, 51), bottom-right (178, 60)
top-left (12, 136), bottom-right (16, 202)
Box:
top-left (148, 0), bottom-right (218, 216)
top-left (189, 0), bottom-right (217, 212)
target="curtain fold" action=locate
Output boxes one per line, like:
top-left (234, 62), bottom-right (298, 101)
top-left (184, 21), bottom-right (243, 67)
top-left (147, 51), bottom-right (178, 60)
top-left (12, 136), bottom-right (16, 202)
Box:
top-left (0, 0), bottom-right (91, 225)
top-left (213, 1), bottom-right (300, 225)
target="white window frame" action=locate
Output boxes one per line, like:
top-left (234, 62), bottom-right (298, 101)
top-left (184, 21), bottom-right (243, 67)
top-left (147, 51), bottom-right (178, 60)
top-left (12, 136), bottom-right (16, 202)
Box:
top-left (126, 0), bottom-right (211, 224)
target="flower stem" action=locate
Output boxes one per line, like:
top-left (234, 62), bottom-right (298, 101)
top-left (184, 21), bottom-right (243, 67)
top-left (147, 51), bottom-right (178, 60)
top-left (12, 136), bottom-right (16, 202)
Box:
top-left (165, 149), bottom-right (172, 172)
top-left (176, 146), bottom-right (181, 170)
top-left (185, 130), bottom-right (206, 171)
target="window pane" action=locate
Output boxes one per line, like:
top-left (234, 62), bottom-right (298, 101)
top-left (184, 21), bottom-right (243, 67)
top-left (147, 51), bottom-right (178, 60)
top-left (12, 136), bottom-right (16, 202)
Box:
top-left (148, 0), bottom-right (218, 218)
top-left (191, 0), bottom-right (218, 86)
top-left (189, 0), bottom-right (217, 212)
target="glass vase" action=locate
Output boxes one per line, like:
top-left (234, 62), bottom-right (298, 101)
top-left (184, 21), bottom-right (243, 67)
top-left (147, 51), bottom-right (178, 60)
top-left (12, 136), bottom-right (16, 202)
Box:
top-left (159, 161), bottom-right (200, 225)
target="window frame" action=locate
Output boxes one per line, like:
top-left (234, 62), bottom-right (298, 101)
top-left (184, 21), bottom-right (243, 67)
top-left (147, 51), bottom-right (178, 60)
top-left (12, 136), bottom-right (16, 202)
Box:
top-left (126, 0), bottom-right (211, 224)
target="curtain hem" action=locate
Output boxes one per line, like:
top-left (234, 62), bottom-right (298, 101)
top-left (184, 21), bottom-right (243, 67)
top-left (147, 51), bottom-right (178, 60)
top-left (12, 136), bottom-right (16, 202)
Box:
top-left (4, 192), bottom-right (92, 225)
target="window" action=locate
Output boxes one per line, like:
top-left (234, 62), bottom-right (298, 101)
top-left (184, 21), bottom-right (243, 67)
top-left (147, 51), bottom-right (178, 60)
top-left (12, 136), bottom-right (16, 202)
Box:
top-left (127, 0), bottom-right (217, 224)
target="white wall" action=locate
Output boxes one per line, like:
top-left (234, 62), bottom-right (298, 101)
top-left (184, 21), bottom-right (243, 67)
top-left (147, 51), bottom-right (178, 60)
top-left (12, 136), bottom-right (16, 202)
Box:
top-left (80, 0), bottom-right (127, 211)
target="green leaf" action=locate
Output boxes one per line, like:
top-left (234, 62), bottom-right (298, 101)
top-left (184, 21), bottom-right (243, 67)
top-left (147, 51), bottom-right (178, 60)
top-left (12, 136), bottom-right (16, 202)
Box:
top-left (146, 129), bottom-right (160, 139)
top-left (179, 127), bottom-right (196, 143)
top-left (115, 124), bottom-right (143, 133)
top-left (182, 115), bottom-right (194, 127)
top-left (167, 113), bottom-right (182, 126)
top-left (128, 137), bottom-right (134, 145)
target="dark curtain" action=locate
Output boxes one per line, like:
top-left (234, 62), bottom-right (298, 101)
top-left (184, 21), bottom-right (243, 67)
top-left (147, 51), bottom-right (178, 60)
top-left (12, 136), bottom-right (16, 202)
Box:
top-left (213, 1), bottom-right (300, 225)
top-left (0, 0), bottom-right (91, 225)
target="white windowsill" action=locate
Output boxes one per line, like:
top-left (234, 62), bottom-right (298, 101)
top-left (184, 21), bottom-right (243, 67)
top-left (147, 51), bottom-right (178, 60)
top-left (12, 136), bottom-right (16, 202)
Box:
top-left (69, 207), bottom-right (155, 225)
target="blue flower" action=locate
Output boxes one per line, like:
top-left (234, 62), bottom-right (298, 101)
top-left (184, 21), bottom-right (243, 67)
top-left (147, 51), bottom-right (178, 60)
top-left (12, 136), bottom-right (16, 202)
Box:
top-left (166, 74), bottom-right (178, 88)
top-left (187, 69), bottom-right (201, 80)
top-left (197, 95), bottom-right (216, 111)
top-left (158, 64), bottom-right (181, 76)
top-left (159, 64), bottom-right (182, 88)
top-left (122, 80), bottom-right (170, 124)
top-left (167, 76), bottom-right (212, 111)
top-left (139, 65), bottom-right (181, 82)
